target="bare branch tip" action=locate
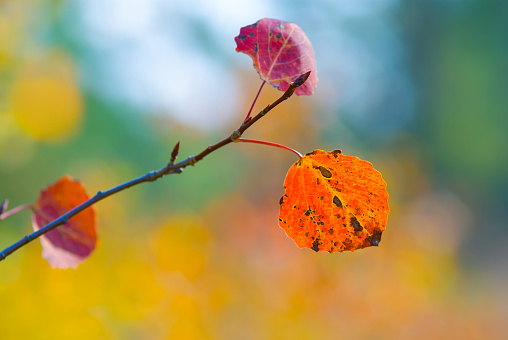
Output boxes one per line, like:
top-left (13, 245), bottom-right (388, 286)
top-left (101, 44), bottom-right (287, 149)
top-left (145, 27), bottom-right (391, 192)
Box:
top-left (0, 199), bottom-right (8, 216)
top-left (292, 71), bottom-right (311, 88)
top-left (170, 141), bottom-right (181, 165)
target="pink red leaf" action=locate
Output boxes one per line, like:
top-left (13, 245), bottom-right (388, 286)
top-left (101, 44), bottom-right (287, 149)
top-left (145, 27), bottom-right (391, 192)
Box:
top-left (279, 150), bottom-right (389, 253)
top-left (32, 175), bottom-right (97, 268)
top-left (235, 18), bottom-right (318, 95)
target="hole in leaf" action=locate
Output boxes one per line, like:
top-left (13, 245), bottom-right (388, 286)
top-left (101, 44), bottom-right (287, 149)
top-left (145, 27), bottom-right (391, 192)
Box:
top-left (333, 196), bottom-right (342, 208)
top-left (316, 166), bottom-right (332, 178)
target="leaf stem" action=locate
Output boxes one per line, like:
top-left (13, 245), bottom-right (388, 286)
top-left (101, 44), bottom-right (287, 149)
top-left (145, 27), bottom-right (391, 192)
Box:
top-left (235, 138), bottom-right (303, 159)
top-left (0, 72), bottom-right (311, 262)
top-left (0, 204), bottom-right (34, 221)
top-left (244, 80), bottom-right (266, 122)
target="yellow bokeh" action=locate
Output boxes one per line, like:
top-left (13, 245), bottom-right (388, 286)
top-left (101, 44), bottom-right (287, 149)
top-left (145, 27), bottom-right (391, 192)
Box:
top-left (0, 113), bottom-right (34, 168)
top-left (9, 72), bottom-right (83, 141)
top-left (153, 216), bottom-right (210, 281)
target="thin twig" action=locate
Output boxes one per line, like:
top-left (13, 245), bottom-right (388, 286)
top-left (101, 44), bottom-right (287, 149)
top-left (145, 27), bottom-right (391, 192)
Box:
top-left (0, 200), bottom-right (8, 216)
top-left (0, 72), bottom-right (311, 262)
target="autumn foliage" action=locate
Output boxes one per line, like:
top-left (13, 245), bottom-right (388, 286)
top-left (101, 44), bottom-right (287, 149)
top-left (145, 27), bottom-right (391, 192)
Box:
top-left (3, 3), bottom-right (506, 339)
top-left (279, 150), bottom-right (389, 253)
top-left (0, 18), bottom-right (388, 268)
top-left (32, 176), bottom-right (96, 269)
top-left (235, 18), bottom-right (318, 95)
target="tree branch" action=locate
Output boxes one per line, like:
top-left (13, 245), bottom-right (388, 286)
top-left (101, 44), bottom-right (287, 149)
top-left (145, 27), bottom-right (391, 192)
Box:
top-left (0, 72), bottom-right (311, 262)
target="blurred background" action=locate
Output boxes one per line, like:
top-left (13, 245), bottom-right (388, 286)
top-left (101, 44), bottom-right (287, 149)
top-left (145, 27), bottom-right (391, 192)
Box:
top-left (1, 0), bottom-right (507, 339)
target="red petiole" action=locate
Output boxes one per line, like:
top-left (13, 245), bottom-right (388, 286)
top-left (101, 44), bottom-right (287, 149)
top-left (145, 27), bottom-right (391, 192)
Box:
top-left (0, 204), bottom-right (34, 221)
top-left (235, 138), bottom-right (303, 159)
top-left (244, 80), bottom-right (266, 122)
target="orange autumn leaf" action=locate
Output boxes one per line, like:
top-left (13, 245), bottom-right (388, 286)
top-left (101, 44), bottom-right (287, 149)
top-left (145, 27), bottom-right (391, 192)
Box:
top-left (279, 150), bottom-right (389, 253)
top-left (32, 175), bottom-right (97, 268)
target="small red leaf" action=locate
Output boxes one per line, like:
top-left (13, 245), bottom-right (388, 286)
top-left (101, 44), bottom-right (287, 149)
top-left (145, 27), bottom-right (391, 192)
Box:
top-left (32, 175), bottom-right (97, 268)
top-left (235, 18), bottom-right (318, 95)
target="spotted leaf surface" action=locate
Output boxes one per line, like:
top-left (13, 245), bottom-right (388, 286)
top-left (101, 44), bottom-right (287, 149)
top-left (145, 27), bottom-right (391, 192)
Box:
top-left (235, 18), bottom-right (318, 95)
top-left (279, 150), bottom-right (389, 253)
top-left (32, 175), bottom-right (96, 268)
